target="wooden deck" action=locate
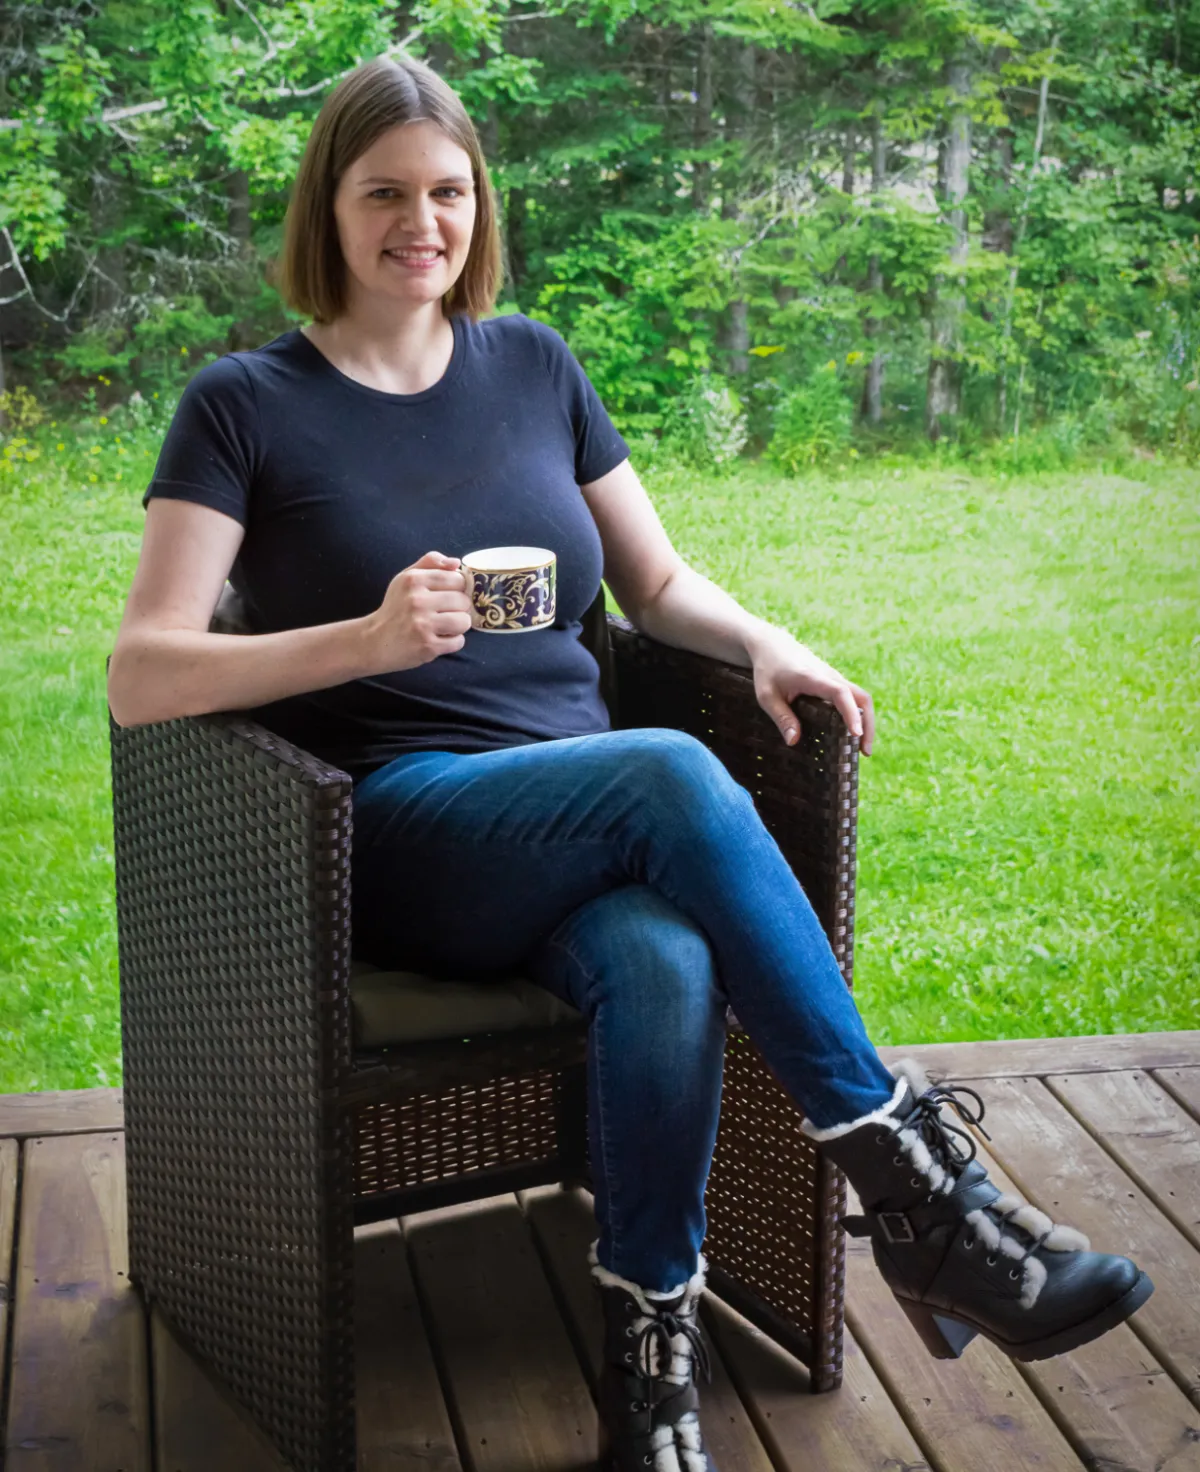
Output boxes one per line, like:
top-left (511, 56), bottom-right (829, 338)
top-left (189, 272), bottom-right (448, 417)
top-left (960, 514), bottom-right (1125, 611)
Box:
top-left (3, 1029), bottom-right (1200, 1471)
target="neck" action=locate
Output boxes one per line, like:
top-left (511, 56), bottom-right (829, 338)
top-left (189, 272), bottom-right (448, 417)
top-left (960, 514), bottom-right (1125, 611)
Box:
top-left (306, 299), bottom-right (451, 377)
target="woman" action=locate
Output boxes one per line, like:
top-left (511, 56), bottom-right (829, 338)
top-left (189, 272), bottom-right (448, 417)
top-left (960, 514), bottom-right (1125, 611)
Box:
top-left (107, 53), bottom-right (1153, 1472)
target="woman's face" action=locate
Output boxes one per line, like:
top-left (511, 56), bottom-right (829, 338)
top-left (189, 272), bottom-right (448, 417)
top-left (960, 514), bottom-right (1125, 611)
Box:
top-left (333, 118), bottom-right (477, 311)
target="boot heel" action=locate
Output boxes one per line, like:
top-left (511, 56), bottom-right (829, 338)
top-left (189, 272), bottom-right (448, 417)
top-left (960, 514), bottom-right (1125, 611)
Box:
top-left (898, 1298), bottom-right (979, 1359)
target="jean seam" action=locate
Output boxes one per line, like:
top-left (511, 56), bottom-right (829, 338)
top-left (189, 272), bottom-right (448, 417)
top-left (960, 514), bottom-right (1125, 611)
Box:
top-left (543, 934), bottom-right (622, 1264)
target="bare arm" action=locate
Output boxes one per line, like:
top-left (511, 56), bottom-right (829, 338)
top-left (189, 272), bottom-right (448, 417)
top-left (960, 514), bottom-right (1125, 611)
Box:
top-left (107, 497), bottom-right (380, 728)
top-left (107, 619), bottom-right (383, 728)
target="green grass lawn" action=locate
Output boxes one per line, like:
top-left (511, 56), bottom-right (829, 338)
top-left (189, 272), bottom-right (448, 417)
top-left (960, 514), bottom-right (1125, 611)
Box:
top-left (1, 421), bottom-right (1197, 1092)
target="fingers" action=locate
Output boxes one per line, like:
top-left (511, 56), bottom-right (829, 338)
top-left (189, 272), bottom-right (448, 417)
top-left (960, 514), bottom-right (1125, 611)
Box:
top-left (847, 683), bottom-right (875, 756)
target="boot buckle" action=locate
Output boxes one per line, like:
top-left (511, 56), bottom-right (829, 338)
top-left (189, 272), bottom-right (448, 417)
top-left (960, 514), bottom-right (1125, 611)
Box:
top-left (878, 1210), bottom-right (916, 1243)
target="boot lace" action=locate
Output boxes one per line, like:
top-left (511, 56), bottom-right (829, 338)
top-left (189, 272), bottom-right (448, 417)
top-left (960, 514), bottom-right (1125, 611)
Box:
top-left (893, 1083), bottom-right (1069, 1284)
top-left (896, 1081), bottom-right (991, 1177)
top-left (628, 1304), bottom-right (712, 1439)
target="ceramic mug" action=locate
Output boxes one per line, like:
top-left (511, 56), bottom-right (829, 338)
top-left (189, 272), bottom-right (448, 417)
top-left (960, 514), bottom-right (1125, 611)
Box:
top-left (460, 546), bottom-right (557, 632)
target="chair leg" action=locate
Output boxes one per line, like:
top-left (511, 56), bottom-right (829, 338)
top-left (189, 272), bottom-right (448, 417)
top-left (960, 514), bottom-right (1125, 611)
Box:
top-left (556, 1059), bottom-right (592, 1187)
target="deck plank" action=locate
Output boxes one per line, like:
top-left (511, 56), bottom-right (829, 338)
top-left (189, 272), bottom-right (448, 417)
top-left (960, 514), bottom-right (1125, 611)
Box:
top-left (1154, 1066), bottom-right (1200, 1125)
top-left (702, 1309), bottom-right (935, 1472)
top-left (0, 1136), bottom-right (16, 1449)
top-left (877, 1031), bottom-right (1200, 1082)
top-left (968, 1075), bottom-right (1200, 1408)
top-left (0, 1089), bottom-right (123, 1140)
top-left (964, 1127), bottom-right (1200, 1470)
top-left (843, 1178), bottom-right (1088, 1472)
top-left (519, 1183), bottom-right (776, 1472)
top-left (6, 1033), bottom-right (1200, 1471)
top-left (1046, 1069), bottom-right (1200, 1254)
top-left (5, 1131), bottom-right (150, 1470)
top-left (354, 1219), bottom-right (464, 1471)
top-left (400, 1193), bottom-right (601, 1472)
top-left (153, 1303), bottom-right (293, 1471)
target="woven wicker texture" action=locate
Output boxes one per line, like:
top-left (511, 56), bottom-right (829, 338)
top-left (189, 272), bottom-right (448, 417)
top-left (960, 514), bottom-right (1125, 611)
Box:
top-left (352, 1067), bottom-right (563, 1196)
top-left (108, 602), bottom-right (856, 1470)
top-left (109, 711), bottom-right (360, 1472)
top-left (606, 614), bottom-right (855, 1388)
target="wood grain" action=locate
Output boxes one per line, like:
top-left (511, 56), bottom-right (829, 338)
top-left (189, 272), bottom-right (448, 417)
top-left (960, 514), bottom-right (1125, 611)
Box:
top-left (353, 1218), bottom-right (463, 1471)
top-left (0, 1139), bottom-right (16, 1408)
top-left (401, 1192), bottom-right (601, 1471)
top-left (0, 1088), bottom-right (123, 1139)
top-left (877, 1031), bottom-right (1200, 1083)
top-left (1154, 1065), bottom-right (1200, 1125)
top-left (5, 1131), bottom-right (149, 1470)
top-left (970, 1075), bottom-right (1200, 1407)
top-left (1046, 1068), bottom-right (1200, 1253)
top-left (152, 1303), bottom-right (294, 1471)
top-left (967, 1122), bottom-right (1200, 1471)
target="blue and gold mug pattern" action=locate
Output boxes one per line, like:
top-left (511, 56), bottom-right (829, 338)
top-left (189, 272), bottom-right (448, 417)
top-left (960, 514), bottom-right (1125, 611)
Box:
top-left (465, 560), bottom-right (556, 632)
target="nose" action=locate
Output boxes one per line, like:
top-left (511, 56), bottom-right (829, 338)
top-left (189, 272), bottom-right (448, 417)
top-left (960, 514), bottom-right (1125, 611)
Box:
top-left (400, 192), bottom-right (438, 235)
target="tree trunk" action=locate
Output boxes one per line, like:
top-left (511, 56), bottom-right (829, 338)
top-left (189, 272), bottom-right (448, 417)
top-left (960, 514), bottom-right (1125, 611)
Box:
top-left (691, 22), bottom-right (714, 211)
top-left (89, 170), bottom-right (127, 327)
top-left (926, 58), bottom-right (971, 441)
top-left (660, 30), bottom-right (673, 208)
top-left (862, 112), bottom-right (887, 424)
top-left (998, 38), bottom-right (1056, 434)
top-left (719, 39), bottom-right (757, 378)
top-left (987, 128), bottom-right (1015, 257)
top-left (225, 168), bottom-right (258, 351)
top-left (506, 189), bottom-right (528, 306)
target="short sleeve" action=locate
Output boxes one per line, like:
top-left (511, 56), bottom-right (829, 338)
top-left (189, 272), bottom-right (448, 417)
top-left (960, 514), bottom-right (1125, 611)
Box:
top-left (142, 355), bottom-right (260, 526)
top-left (527, 317), bottom-right (631, 485)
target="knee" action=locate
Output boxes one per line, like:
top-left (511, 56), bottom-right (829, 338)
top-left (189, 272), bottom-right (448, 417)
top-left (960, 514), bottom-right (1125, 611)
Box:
top-left (625, 729), bottom-right (749, 820)
top-left (555, 884), bottom-right (724, 1019)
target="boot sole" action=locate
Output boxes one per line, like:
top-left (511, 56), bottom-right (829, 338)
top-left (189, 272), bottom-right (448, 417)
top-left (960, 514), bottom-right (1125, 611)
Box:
top-left (898, 1270), bottom-right (1155, 1362)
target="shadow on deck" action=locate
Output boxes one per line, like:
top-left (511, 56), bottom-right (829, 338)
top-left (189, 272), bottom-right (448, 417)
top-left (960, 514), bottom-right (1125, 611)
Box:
top-left (3, 1029), bottom-right (1199, 1471)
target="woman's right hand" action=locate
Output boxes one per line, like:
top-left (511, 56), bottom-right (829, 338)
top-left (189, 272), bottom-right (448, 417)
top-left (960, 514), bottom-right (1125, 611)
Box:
top-left (364, 550), bottom-right (473, 671)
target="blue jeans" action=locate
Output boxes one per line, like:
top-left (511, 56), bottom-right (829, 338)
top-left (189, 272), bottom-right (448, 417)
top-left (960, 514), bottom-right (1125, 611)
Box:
top-left (350, 727), bottom-right (897, 1294)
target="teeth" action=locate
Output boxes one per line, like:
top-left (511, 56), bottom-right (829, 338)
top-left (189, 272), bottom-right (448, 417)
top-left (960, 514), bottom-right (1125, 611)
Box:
top-left (387, 249), bottom-right (440, 259)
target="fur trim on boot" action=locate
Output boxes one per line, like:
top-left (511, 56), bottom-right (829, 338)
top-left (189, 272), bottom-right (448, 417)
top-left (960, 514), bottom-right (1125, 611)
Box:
top-left (589, 1240), bottom-right (716, 1472)
top-left (800, 1058), bottom-right (1153, 1362)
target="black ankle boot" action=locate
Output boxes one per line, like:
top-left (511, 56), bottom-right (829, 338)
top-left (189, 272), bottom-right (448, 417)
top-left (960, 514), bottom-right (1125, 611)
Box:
top-left (803, 1059), bottom-right (1154, 1362)
top-left (588, 1240), bottom-right (717, 1472)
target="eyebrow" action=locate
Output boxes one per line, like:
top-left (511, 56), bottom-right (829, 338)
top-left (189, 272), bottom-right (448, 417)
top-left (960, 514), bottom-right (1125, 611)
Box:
top-left (359, 174), bottom-right (472, 187)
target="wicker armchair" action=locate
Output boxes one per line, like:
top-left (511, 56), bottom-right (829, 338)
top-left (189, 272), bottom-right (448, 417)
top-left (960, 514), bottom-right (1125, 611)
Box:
top-left (106, 582), bottom-right (862, 1472)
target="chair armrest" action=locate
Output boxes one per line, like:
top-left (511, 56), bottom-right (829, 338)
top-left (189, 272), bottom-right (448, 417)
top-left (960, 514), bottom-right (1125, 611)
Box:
top-left (605, 613), bottom-right (860, 995)
top-left (107, 686), bottom-right (358, 1111)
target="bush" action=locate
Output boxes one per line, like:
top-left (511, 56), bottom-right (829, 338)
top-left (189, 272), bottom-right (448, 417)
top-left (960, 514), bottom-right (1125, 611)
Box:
top-left (659, 372), bottom-right (749, 472)
top-left (765, 362), bottom-right (853, 473)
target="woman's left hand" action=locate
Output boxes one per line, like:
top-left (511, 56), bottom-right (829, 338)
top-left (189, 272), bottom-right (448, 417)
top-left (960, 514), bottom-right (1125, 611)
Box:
top-left (749, 629), bottom-right (875, 756)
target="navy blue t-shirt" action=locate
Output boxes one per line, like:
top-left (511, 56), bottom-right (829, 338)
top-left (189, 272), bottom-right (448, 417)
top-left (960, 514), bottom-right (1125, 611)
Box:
top-left (142, 311), bottom-right (631, 784)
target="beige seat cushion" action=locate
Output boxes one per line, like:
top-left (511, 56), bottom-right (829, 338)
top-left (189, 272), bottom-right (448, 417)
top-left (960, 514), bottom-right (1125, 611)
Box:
top-left (348, 958), bottom-right (584, 1047)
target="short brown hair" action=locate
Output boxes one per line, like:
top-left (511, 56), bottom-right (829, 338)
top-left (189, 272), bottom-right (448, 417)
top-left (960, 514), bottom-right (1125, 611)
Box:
top-left (272, 54), bottom-right (502, 324)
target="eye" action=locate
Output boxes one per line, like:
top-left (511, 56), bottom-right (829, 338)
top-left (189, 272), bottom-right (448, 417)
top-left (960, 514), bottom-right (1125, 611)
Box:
top-left (368, 187), bottom-right (463, 199)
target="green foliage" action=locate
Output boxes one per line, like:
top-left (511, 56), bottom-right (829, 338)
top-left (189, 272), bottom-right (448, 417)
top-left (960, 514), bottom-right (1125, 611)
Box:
top-left (534, 212), bottom-right (735, 434)
top-left (2, 0), bottom-right (1199, 463)
top-left (54, 296), bottom-right (235, 399)
top-left (766, 361), bottom-right (854, 472)
top-left (659, 372), bottom-right (749, 472)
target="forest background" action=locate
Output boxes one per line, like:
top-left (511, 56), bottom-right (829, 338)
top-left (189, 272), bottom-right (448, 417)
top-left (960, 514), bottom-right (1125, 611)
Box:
top-left (0, 0), bottom-right (1197, 1091)
top-left (2, 0), bottom-right (1198, 467)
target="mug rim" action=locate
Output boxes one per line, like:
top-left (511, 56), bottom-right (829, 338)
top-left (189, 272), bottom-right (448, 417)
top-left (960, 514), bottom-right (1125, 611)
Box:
top-left (462, 547), bottom-right (557, 574)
